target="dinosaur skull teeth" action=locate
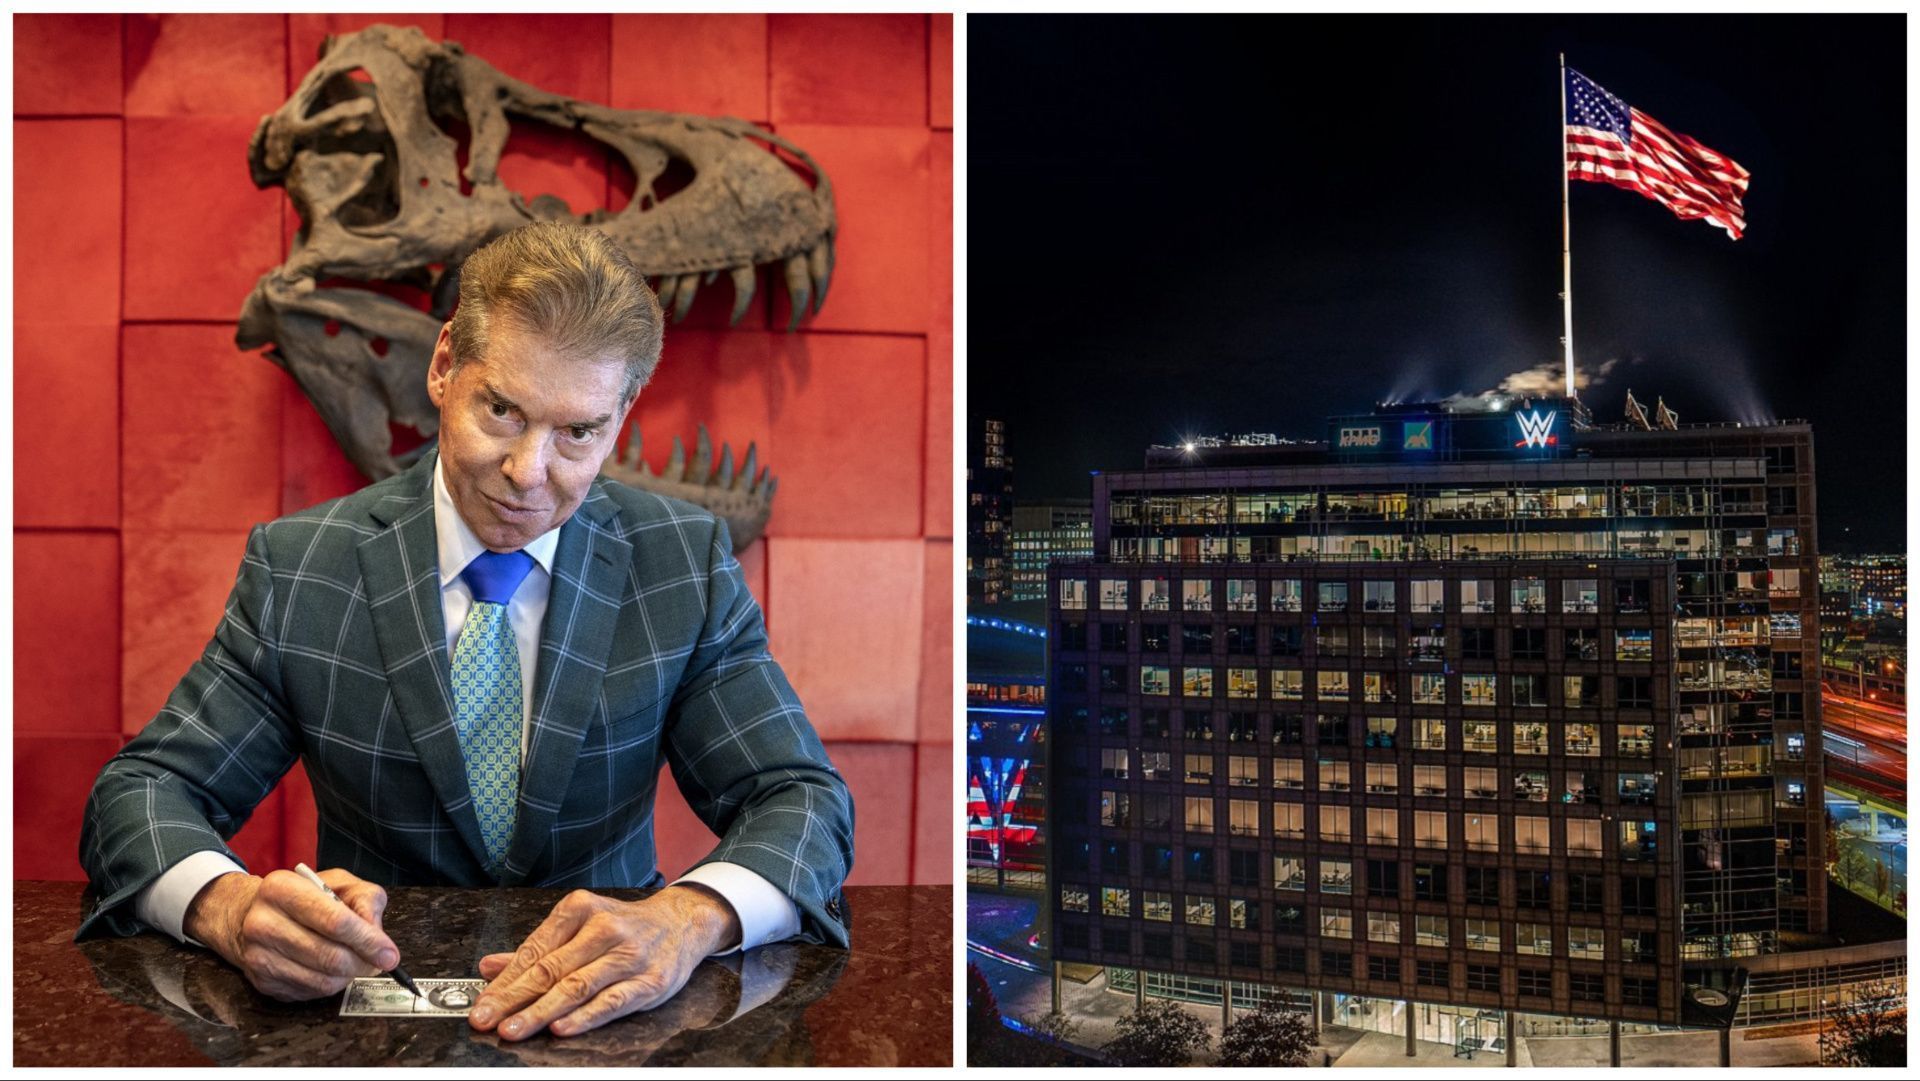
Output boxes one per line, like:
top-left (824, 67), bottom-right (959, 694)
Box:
top-left (606, 421), bottom-right (777, 550)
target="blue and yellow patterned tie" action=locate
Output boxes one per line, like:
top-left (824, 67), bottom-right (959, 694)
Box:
top-left (451, 549), bottom-right (536, 872)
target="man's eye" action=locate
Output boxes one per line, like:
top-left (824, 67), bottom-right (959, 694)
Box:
top-left (568, 427), bottom-right (595, 442)
top-left (488, 402), bottom-right (510, 419)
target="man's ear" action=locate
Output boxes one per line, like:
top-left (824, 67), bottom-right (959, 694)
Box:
top-left (426, 324), bottom-right (456, 408)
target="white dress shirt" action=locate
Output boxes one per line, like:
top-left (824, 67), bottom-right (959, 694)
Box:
top-left (134, 460), bottom-right (800, 954)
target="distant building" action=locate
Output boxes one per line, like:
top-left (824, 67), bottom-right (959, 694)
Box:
top-left (1011, 502), bottom-right (1094, 602)
top-left (1047, 396), bottom-right (1826, 1044)
top-left (1826, 554), bottom-right (1905, 617)
top-left (968, 417), bottom-right (1014, 606)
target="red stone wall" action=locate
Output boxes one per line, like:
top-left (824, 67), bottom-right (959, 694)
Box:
top-left (14, 13), bottom-right (953, 887)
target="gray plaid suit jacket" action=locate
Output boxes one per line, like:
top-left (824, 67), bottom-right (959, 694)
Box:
top-left (79, 450), bottom-right (854, 946)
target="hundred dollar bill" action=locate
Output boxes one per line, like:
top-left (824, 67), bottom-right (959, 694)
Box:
top-left (341, 977), bottom-right (487, 1017)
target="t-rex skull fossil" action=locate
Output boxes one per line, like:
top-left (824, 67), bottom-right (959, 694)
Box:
top-left (601, 423), bottom-right (777, 551)
top-left (237, 23), bottom-right (833, 490)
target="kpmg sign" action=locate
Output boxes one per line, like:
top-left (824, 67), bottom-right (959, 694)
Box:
top-left (1337, 425), bottom-right (1382, 448)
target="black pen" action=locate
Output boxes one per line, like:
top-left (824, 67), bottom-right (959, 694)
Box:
top-left (294, 862), bottom-right (421, 998)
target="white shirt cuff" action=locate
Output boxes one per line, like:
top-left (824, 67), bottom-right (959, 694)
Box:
top-left (133, 850), bottom-right (248, 944)
top-left (671, 862), bottom-right (802, 954)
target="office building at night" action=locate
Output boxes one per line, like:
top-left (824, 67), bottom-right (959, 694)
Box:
top-left (1045, 396), bottom-right (1831, 1045)
top-left (969, 417), bottom-right (1014, 606)
top-left (1011, 502), bottom-right (1095, 602)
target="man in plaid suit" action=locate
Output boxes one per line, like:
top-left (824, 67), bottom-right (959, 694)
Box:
top-left (80, 223), bottom-right (854, 1040)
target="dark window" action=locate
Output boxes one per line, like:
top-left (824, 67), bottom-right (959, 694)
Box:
top-left (1316, 625), bottom-right (1350, 656)
top-left (1276, 945), bottom-right (1308, 972)
top-left (1184, 710), bottom-right (1214, 740)
top-left (1185, 847), bottom-right (1215, 882)
top-left (1617, 676), bottom-right (1653, 710)
top-left (1148, 845), bottom-right (1175, 879)
top-left (1143, 932), bottom-right (1172, 960)
top-left (1141, 794), bottom-right (1172, 831)
top-left (1061, 840), bottom-right (1092, 873)
top-left (1623, 977), bottom-right (1658, 1008)
top-left (1099, 707), bottom-right (1128, 735)
top-left (1062, 663), bottom-right (1088, 691)
top-left (1570, 973), bottom-right (1606, 1002)
top-left (1466, 965), bottom-right (1501, 993)
top-left (1321, 950), bottom-right (1353, 978)
top-left (1464, 867), bottom-right (1500, 906)
top-left (1517, 871), bottom-right (1552, 909)
top-left (1141, 708), bottom-right (1172, 739)
top-left (1274, 903), bottom-right (1306, 934)
top-left (1141, 623), bottom-right (1171, 652)
top-left (1564, 628), bottom-right (1600, 661)
top-left (1230, 849), bottom-right (1261, 888)
top-left (1417, 960), bottom-right (1449, 988)
top-left (1231, 940), bottom-right (1262, 968)
top-left (1271, 625), bottom-right (1303, 657)
top-left (1614, 580), bottom-right (1650, 613)
top-left (1764, 445), bottom-right (1797, 473)
top-left (1183, 624), bottom-right (1214, 654)
top-left (1461, 627), bottom-right (1496, 660)
top-left (1058, 622), bottom-right (1088, 651)
top-left (1102, 928), bottom-right (1132, 954)
top-left (1512, 628), bottom-right (1547, 660)
top-left (1569, 873), bottom-right (1604, 914)
top-left (1368, 955), bottom-right (1401, 983)
top-left (1518, 969), bottom-right (1552, 997)
top-left (1060, 923), bottom-right (1090, 950)
top-left (1186, 937), bottom-right (1217, 965)
top-left (1772, 652), bottom-right (1803, 679)
top-left (1274, 713), bottom-right (1306, 745)
top-left (1622, 930), bottom-right (1657, 963)
top-left (1103, 842), bottom-right (1130, 875)
top-left (1621, 877), bottom-right (1658, 916)
top-left (1776, 691), bottom-right (1804, 721)
top-left (1367, 859), bottom-right (1401, 899)
top-left (1767, 486), bottom-right (1798, 516)
top-left (1413, 863), bottom-right (1448, 902)
top-left (1226, 712), bottom-right (1258, 742)
top-left (1100, 623), bottom-right (1129, 652)
top-left (1316, 714), bottom-right (1350, 746)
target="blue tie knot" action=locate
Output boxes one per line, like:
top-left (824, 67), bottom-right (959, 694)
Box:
top-left (461, 550), bottom-right (536, 605)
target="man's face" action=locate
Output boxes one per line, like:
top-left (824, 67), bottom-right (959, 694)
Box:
top-left (426, 320), bottom-right (633, 552)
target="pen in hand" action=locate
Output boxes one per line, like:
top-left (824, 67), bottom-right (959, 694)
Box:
top-left (292, 862), bottom-right (420, 999)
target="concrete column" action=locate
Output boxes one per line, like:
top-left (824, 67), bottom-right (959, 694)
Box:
top-left (1719, 1027), bottom-right (1731, 1067)
top-left (1223, 981), bottom-right (1233, 1031)
top-left (1050, 961), bottom-right (1061, 1014)
top-left (1609, 1020), bottom-right (1621, 1067)
top-left (1505, 1011), bottom-right (1517, 1066)
top-left (1405, 1000), bottom-right (1416, 1056)
top-left (1309, 991), bottom-right (1321, 1034)
top-left (1135, 969), bottom-right (1145, 1010)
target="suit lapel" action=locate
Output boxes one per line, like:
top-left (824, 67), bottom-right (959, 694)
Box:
top-left (357, 453), bottom-right (494, 875)
top-left (500, 484), bottom-right (631, 883)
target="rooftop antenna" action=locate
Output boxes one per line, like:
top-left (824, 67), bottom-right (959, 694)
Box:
top-left (1624, 389), bottom-right (1651, 430)
top-left (1655, 396), bottom-right (1679, 430)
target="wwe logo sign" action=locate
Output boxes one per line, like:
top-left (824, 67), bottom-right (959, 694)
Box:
top-left (1514, 409), bottom-right (1558, 449)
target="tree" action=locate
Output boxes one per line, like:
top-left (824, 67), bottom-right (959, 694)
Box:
top-left (1102, 997), bottom-right (1213, 1067)
top-left (1021, 1010), bottom-right (1082, 1045)
top-left (1218, 997), bottom-right (1318, 1067)
top-left (1820, 982), bottom-right (1906, 1067)
top-left (965, 964), bottom-right (1002, 1061)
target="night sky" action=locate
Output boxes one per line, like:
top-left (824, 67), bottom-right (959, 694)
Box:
top-left (971, 15), bottom-right (1905, 551)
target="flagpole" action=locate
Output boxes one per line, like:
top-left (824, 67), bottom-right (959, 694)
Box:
top-left (1560, 52), bottom-right (1576, 401)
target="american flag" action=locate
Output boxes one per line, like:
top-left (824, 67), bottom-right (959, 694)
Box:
top-left (1565, 67), bottom-right (1750, 240)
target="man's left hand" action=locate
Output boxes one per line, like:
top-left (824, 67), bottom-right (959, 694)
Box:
top-left (468, 884), bottom-right (741, 1040)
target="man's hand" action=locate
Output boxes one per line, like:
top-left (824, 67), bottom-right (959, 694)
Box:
top-left (469, 884), bottom-right (740, 1040)
top-left (184, 867), bottom-right (398, 1002)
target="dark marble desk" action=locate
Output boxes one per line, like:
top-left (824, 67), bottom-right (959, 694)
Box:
top-left (15, 881), bottom-right (950, 1066)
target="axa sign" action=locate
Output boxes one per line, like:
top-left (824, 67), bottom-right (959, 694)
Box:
top-left (1513, 409), bottom-right (1558, 449)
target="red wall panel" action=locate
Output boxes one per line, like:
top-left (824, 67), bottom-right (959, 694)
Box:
top-left (14, 14), bottom-right (953, 889)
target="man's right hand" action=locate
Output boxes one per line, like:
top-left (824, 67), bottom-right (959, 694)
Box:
top-left (184, 868), bottom-right (398, 1001)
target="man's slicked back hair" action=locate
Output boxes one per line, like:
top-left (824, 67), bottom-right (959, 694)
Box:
top-left (447, 221), bottom-right (664, 402)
